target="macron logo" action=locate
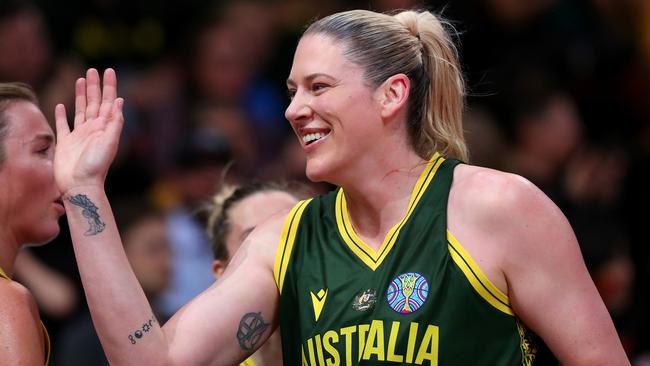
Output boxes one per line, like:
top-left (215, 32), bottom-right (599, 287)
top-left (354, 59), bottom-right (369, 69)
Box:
top-left (310, 288), bottom-right (328, 322)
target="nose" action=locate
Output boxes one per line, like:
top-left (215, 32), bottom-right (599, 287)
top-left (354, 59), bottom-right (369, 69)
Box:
top-left (285, 90), bottom-right (312, 124)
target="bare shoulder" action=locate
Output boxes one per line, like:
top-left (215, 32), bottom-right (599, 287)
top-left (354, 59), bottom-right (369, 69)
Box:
top-left (447, 164), bottom-right (575, 291)
top-left (449, 164), bottom-right (565, 242)
top-left (451, 164), bottom-right (549, 217)
top-left (0, 279), bottom-right (40, 318)
top-left (0, 280), bottom-right (44, 361)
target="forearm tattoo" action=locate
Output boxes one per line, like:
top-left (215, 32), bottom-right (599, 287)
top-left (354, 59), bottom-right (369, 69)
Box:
top-left (236, 312), bottom-right (269, 351)
top-left (128, 316), bottom-right (159, 345)
top-left (68, 194), bottom-right (106, 236)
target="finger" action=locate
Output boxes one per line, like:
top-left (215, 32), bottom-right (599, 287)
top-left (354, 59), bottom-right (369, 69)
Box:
top-left (55, 104), bottom-right (70, 137)
top-left (85, 68), bottom-right (101, 120)
top-left (74, 78), bottom-right (86, 127)
top-left (107, 98), bottom-right (125, 139)
top-left (98, 68), bottom-right (117, 118)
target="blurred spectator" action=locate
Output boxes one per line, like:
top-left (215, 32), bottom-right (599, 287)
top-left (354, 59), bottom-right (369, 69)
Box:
top-left (0, 0), bottom-right (51, 87)
top-left (188, 5), bottom-right (289, 168)
top-left (194, 104), bottom-right (258, 178)
top-left (463, 105), bottom-right (508, 169)
top-left (151, 130), bottom-right (234, 318)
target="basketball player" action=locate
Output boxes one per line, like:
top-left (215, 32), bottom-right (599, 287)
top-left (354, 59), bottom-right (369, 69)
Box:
top-left (0, 82), bottom-right (60, 365)
top-left (55, 9), bottom-right (628, 365)
top-left (206, 181), bottom-right (302, 366)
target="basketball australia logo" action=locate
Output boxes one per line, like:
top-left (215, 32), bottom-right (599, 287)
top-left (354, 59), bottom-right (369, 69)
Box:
top-left (386, 272), bottom-right (429, 314)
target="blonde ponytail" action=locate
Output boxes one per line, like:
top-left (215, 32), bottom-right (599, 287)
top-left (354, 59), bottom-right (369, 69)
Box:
top-left (395, 11), bottom-right (468, 161)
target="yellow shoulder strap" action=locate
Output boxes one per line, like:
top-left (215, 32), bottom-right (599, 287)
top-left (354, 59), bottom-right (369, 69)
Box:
top-left (240, 358), bottom-right (257, 366)
top-left (41, 320), bottom-right (51, 366)
top-left (0, 265), bottom-right (9, 280)
top-left (273, 199), bottom-right (312, 294)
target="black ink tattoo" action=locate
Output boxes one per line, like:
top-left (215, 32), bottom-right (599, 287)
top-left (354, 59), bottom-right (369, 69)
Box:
top-left (68, 194), bottom-right (106, 235)
top-left (236, 312), bottom-right (269, 351)
top-left (127, 316), bottom-right (158, 345)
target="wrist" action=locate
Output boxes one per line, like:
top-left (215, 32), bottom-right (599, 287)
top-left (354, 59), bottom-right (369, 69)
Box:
top-left (61, 183), bottom-right (106, 201)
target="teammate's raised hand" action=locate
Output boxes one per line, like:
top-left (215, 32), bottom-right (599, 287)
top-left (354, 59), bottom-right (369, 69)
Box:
top-left (54, 68), bottom-right (124, 196)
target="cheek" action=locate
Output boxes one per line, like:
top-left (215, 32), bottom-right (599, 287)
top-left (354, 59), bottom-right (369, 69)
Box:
top-left (33, 162), bottom-right (56, 190)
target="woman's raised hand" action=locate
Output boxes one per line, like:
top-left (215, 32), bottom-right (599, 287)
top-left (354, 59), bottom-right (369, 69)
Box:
top-left (54, 68), bottom-right (124, 196)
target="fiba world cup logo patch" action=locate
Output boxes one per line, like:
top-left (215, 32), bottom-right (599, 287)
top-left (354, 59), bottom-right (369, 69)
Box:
top-left (386, 272), bottom-right (429, 314)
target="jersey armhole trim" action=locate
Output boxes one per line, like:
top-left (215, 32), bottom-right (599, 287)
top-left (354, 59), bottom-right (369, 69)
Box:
top-left (447, 230), bottom-right (514, 316)
top-left (274, 199), bottom-right (312, 294)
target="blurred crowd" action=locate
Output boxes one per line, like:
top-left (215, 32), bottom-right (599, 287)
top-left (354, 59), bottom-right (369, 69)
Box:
top-left (1, 0), bottom-right (648, 364)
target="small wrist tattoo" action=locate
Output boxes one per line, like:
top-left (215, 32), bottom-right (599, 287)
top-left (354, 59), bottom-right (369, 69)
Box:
top-left (68, 194), bottom-right (106, 236)
top-left (128, 316), bottom-right (158, 345)
top-left (236, 312), bottom-right (269, 351)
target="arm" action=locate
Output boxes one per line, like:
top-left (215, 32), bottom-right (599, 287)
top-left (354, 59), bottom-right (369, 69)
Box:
top-left (448, 166), bottom-right (629, 366)
top-left (0, 281), bottom-right (46, 365)
top-left (63, 185), bottom-right (281, 365)
top-left (55, 68), bottom-right (281, 365)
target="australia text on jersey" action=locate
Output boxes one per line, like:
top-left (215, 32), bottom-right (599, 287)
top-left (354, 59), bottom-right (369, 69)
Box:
top-left (301, 320), bottom-right (439, 366)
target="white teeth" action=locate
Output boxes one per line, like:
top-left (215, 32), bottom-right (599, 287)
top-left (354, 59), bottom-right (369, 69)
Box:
top-left (302, 132), bottom-right (326, 144)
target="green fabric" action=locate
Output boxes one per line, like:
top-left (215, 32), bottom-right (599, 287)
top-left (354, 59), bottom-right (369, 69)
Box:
top-left (278, 157), bottom-right (537, 365)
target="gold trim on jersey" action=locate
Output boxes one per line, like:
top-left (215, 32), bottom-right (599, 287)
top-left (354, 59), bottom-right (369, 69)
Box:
top-left (0, 265), bottom-right (9, 279)
top-left (447, 231), bottom-right (514, 315)
top-left (336, 154), bottom-right (444, 271)
top-left (240, 358), bottom-right (257, 366)
top-left (274, 199), bottom-right (313, 294)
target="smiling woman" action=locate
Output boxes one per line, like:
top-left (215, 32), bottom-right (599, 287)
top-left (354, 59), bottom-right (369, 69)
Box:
top-left (0, 82), bottom-right (61, 366)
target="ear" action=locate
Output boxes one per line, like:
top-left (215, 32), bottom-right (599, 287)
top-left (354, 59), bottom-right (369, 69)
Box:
top-left (212, 260), bottom-right (225, 281)
top-left (377, 74), bottom-right (410, 120)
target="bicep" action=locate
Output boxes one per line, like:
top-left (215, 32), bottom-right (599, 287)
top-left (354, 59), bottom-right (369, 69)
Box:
top-left (162, 220), bottom-right (282, 366)
top-left (0, 285), bottom-right (45, 365)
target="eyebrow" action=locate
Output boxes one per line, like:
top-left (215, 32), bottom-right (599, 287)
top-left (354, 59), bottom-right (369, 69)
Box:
top-left (25, 134), bottom-right (54, 145)
top-left (286, 73), bottom-right (334, 87)
top-left (29, 133), bottom-right (54, 143)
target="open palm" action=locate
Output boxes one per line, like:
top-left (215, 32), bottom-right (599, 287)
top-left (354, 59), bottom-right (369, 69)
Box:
top-left (54, 68), bottom-right (124, 196)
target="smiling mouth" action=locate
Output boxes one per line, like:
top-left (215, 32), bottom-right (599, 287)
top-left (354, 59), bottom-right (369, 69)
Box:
top-left (302, 131), bottom-right (330, 146)
top-left (303, 132), bottom-right (325, 145)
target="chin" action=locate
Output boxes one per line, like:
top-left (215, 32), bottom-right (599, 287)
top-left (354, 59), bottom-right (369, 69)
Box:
top-left (305, 162), bottom-right (330, 184)
top-left (305, 156), bottom-right (345, 186)
top-left (29, 225), bottom-right (61, 246)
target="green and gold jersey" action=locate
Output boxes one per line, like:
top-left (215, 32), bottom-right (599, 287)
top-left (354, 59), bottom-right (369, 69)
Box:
top-left (273, 154), bottom-right (539, 366)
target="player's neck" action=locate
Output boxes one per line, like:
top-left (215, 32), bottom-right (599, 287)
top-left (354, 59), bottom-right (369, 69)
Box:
top-left (342, 151), bottom-right (427, 250)
top-left (0, 235), bottom-right (19, 277)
